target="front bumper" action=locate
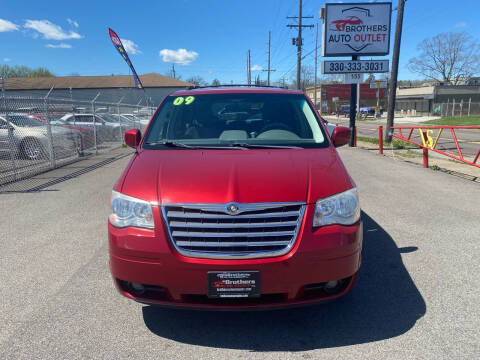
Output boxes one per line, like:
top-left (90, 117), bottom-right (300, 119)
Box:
top-left (109, 205), bottom-right (363, 309)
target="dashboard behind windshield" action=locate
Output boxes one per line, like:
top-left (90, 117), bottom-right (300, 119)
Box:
top-left (143, 93), bottom-right (329, 148)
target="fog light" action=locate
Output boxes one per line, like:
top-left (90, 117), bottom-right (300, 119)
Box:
top-left (129, 282), bottom-right (145, 295)
top-left (324, 280), bottom-right (341, 294)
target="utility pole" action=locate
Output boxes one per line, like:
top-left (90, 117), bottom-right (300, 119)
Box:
top-left (287, 0), bottom-right (313, 90)
top-left (386, 0), bottom-right (406, 142)
top-left (313, 22), bottom-right (319, 108)
top-left (171, 63), bottom-right (176, 79)
top-left (246, 50), bottom-right (251, 85)
top-left (262, 31), bottom-right (276, 86)
top-left (349, 55), bottom-right (358, 147)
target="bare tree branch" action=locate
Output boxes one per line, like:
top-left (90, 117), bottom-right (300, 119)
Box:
top-left (407, 32), bottom-right (480, 84)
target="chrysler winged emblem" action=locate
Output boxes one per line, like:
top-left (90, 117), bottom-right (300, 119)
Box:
top-left (226, 202), bottom-right (240, 215)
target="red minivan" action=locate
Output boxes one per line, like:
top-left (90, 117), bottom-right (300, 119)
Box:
top-left (108, 86), bottom-right (362, 309)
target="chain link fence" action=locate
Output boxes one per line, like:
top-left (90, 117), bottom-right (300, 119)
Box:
top-left (395, 98), bottom-right (480, 117)
top-left (1, 94), bottom-right (154, 190)
top-left (432, 100), bottom-right (480, 117)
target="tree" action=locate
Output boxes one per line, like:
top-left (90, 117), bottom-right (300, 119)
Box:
top-left (185, 75), bottom-right (207, 86)
top-left (397, 79), bottom-right (432, 88)
top-left (211, 78), bottom-right (221, 86)
top-left (408, 32), bottom-right (480, 85)
top-left (318, 74), bottom-right (343, 84)
top-left (290, 66), bottom-right (315, 90)
top-left (364, 74), bottom-right (375, 83)
top-left (0, 65), bottom-right (54, 78)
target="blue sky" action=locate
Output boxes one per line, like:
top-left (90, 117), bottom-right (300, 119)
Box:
top-left (1, 0), bottom-right (479, 83)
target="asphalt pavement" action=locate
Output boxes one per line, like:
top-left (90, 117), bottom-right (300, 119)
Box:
top-left (0, 147), bottom-right (479, 359)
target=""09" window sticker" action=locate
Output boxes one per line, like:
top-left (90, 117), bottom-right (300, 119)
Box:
top-left (173, 96), bottom-right (195, 106)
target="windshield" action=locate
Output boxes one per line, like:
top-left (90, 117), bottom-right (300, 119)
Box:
top-left (8, 115), bottom-right (44, 127)
top-left (143, 93), bottom-right (328, 148)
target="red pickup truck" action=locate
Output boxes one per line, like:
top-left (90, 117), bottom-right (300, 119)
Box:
top-left (108, 86), bottom-right (362, 309)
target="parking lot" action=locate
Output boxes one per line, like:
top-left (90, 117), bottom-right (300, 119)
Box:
top-left (0, 146), bottom-right (478, 359)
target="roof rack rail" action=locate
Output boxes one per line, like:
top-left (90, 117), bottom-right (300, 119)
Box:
top-left (187, 84), bottom-right (289, 90)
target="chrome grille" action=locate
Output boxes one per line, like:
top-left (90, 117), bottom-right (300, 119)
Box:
top-left (162, 202), bottom-right (306, 259)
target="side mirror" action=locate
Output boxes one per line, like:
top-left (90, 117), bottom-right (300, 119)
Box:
top-left (331, 126), bottom-right (351, 147)
top-left (124, 128), bottom-right (141, 148)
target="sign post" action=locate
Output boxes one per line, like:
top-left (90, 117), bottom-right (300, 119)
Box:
top-left (370, 80), bottom-right (387, 117)
top-left (321, 2), bottom-right (392, 146)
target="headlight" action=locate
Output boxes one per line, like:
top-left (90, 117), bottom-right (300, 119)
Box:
top-left (109, 191), bottom-right (154, 229)
top-left (313, 188), bottom-right (360, 227)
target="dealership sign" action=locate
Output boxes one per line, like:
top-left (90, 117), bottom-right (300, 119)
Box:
top-left (322, 2), bottom-right (392, 57)
top-left (344, 73), bottom-right (364, 84)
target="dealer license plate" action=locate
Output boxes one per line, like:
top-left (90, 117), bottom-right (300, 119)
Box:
top-left (207, 271), bottom-right (260, 298)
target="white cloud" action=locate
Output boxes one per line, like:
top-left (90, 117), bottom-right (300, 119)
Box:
top-left (121, 38), bottom-right (141, 55)
top-left (45, 43), bottom-right (72, 48)
top-left (159, 48), bottom-right (198, 65)
top-left (24, 20), bottom-right (82, 40)
top-left (251, 64), bottom-right (263, 71)
top-left (455, 22), bottom-right (467, 28)
top-left (0, 19), bottom-right (19, 32)
top-left (3, 58), bottom-right (12, 62)
top-left (66, 18), bottom-right (79, 28)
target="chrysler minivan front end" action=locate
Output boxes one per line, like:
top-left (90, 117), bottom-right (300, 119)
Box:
top-left (108, 87), bottom-right (362, 309)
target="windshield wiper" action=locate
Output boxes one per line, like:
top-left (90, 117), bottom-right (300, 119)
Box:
top-left (144, 141), bottom-right (246, 150)
top-left (228, 143), bottom-right (302, 149)
top-left (145, 141), bottom-right (198, 148)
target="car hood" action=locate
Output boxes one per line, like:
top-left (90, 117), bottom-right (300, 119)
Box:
top-left (120, 147), bottom-right (354, 205)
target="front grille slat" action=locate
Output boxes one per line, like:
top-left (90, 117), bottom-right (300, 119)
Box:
top-left (166, 210), bottom-right (301, 219)
top-left (163, 202), bottom-right (306, 259)
top-left (175, 240), bottom-right (291, 247)
top-left (172, 230), bottom-right (295, 237)
top-left (169, 220), bottom-right (298, 228)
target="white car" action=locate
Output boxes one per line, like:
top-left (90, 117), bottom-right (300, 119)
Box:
top-left (0, 115), bottom-right (80, 160)
top-left (61, 113), bottom-right (122, 142)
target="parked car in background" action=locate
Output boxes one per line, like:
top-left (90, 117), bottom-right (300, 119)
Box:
top-left (109, 86), bottom-right (362, 309)
top-left (359, 107), bottom-right (376, 118)
top-left (321, 117), bottom-right (337, 137)
top-left (0, 114), bottom-right (80, 160)
top-left (61, 113), bottom-right (121, 142)
top-left (336, 105), bottom-right (350, 117)
top-left (26, 115), bottom-right (92, 152)
top-left (120, 113), bottom-right (150, 127)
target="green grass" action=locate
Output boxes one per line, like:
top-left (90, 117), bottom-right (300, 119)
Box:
top-left (356, 136), bottom-right (406, 149)
top-left (423, 115), bottom-right (480, 126)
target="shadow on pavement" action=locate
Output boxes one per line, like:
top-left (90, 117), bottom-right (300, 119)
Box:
top-left (142, 212), bottom-right (426, 351)
top-left (0, 148), bottom-right (132, 193)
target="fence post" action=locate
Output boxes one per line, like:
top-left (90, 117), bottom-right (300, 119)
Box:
top-left (117, 95), bottom-right (125, 144)
top-left (91, 92), bottom-right (101, 155)
top-left (446, 99), bottom-right (449, 116)
top-left (44, 86), bottom-right (56, 169)
top-left (136, 99), bottom-right (142, 130)
top-left (468, 98), bottom-right (471, 116)
top-left (460, 99), bottom-right (463, 117)
top-left (452, 98), bottom-right (455, 117)
top-left (2, 78), bottom-right (19, 181)
top-left (378, 126), bottom-right (383, 155)
top-left (423, 147), bottom-right (429, 168)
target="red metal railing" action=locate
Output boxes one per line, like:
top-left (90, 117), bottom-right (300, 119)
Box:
top-left (382, 125), bottom-right (480, 168)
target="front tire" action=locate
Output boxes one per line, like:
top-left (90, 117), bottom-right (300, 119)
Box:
top-left (20, 138), bottom-right (45, 160)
